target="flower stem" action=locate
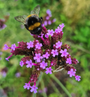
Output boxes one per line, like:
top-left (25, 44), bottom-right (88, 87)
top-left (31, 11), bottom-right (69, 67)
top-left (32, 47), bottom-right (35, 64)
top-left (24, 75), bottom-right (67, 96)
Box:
top-left (41, 79), bottom-right (47, 97)
top-left (50, 74), bottom-right (72, 97)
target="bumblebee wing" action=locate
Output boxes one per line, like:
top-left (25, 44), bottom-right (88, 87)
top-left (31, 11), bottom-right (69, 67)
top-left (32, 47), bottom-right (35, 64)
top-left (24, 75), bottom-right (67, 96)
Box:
top-left (30, 5), bottom-right (40, 16)
top-left (14, 16), bottom-right (26, 23)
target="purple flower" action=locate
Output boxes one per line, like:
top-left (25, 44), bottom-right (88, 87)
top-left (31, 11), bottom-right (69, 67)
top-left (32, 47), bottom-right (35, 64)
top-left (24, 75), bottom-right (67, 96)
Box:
top-left (59, 23), bottom-right (65, 29)
top-left (55, 41), bottom-right (62, 48)
top-left (26, 59), bottom-right (33, 68)
top-left (47, 29), bottom-right (54, 36)
top-left (51, 49), bottom-right (58, 57)
top-left (45, 34), bottom-right (49, 38)
top-left (11, 44), bottom-right (16, 51)
top-left (44, 21), bottom-right (47, 26)
top-left (5, 58), bottom-right (9, 61)
top-left (46, 9), bottom-right (51, 15)
top-left (75, 75), bottom-right (81, 81)
top-left (40, 61), bottom-right (47, 69)
top-left (3, 44), bottom-right (9, 50)
top-left (27, 41), bottom-right (33, 49)
top-left (52, 18), bottom-right (56, 22)
top-left (35, 43), bottom-right (42, 49)
top-left (48, 21), bottom-right (51, 25)
top-left (43, 52), bottom-right (50, 59)
top-left (60, 49), bottom-right (68, 57)
top-left (23, 83), bottom-right (31, 90)
top-left (1, 71), bottom-right (7, 77)
top-left (55, 27), bottom-right (62, 33)
top-left (67, 69), bottom-right (76, 77)
top-left (30, 85), bottom-right (38, 93)
top-left (19, 61), bottom-right (24, 67)
top-left (46, 16), bottom-right (50, 20)
top-left (34, 53), bottom-right (42, 62)
top-left (45, 67), bottom-right (53, 74)
top-left (15, 72), bottom-right (21, 77)
top-left (66, 57), bottom-right (72, 64)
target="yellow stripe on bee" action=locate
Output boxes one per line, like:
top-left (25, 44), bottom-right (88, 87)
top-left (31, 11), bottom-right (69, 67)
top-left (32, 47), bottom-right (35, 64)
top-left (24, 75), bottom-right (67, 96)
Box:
top-left (28, 22), bottom-right (41, 30)
top-left (26, 14), bottom-right (38, 18)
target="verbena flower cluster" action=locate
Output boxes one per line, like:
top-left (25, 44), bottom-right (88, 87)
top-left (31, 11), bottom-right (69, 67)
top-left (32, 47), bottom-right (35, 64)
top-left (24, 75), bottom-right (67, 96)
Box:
top-left (43, 9), bottom-right (56, 26)
top-left (4, 23), bottom-right (81, 93)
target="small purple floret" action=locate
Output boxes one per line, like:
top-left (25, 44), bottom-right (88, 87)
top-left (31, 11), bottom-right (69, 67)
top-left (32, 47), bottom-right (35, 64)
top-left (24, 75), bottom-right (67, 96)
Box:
top-left (60, 49), bottom-right (68, 57)
top-left (75, 75), bottom-right (81, 81)
top-left (26, 59), bottom-right (33, 68)
top-left (51, 49), bottom-right (58, 57)
top-left (34, 53), bottom-right (42, 62)
top-left (20, 61), bottom-right (24, 67)
top-left (11, 44), bottom-right (16, 51)
top-left (30, 85), bottom-right (38, 93)
top-left (56, 41), bottom-right (62, 48)
top-left (40, 61), bottom-right (47, 69)
top-left (45, 67), bottom-right (53, 74)
top-left (27, 41), bottom-right (33, 49)
top-left (66, 57), bottom-right (72, 64)
top-left (35, 43), bottom-right (42, 49)
top-left (43, 52), bottom-right (50, 59)
top-left (3, 44), bottom-right (9, 50)
top-left (47, 29), bottom-right (54, 36)
top-left (67, 69), bottom-right (76, 77)
top-left (23, 83), bottom-right (31, 90)
top-left (5, 58), bottom-right (9, 61)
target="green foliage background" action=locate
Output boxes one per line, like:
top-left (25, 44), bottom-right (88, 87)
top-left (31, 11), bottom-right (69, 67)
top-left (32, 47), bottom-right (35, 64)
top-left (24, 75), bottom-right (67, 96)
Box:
top-left (0, 0), bottom-right (90, 97)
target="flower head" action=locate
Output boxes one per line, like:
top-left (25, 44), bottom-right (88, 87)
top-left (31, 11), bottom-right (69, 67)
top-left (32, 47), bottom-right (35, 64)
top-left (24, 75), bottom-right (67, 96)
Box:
top-left (75, 75), bottom-right (81, 81)
top-left (59, 23), bottom-right (65, 29)
top-left (23, 83), bottom-right (31, 90)
top-left (3, 44), bottom-right (9, 50)
top-left (26, 59), bottom-right (33, 68)
top-left (20, 61), bottom-right (24, 67)
top-left (51, 49), bottom-right (58, 57)
top-left (4, 22), bottom-right (80, 94)
top-left (40, 61), bottom-right (47, 69)
top-left (35, 42), bottom-right (42, 49)
top-left (43, 52), bottom-right (50, 59)
top-left (27, 41), bottom-right (33, 49)
top-left (11, 44), bottom-right (16, 51)
top-left (45, 67), bottom-right (53, 74)
top-left (47, 29), bottom-right (54, 36)
top-left (46, 9), bottom-right (51, 15)
top-left (34, 53), bottom-right (42, 62)
top-left (67, 69), bottom-right (76, 77)
top-left (55, 41), bottom-right (62, 48)
top-left (30, 85), bottom-right (38, 93)
top-left (60, 49), bottom-right (68, 57)
top-left (66, 57), bottom-right (72, 64)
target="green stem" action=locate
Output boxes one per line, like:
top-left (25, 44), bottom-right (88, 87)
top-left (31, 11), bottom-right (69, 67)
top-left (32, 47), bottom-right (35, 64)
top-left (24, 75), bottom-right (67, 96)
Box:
top-left (46, 75), bottom-right (61, 95)
top-left (41, 79), bottom-right (47, 97)
top-left (50, 74), bottom-right (72, 97)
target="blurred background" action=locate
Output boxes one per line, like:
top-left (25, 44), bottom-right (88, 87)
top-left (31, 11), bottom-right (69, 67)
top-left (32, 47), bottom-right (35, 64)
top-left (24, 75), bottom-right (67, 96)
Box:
top-left (0, 0), bottom-right (90, 97)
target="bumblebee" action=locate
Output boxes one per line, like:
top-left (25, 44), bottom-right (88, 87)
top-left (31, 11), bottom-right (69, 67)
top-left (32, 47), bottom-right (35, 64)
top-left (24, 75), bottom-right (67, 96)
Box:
top-left (15, 5), bottom-right (43, 35)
